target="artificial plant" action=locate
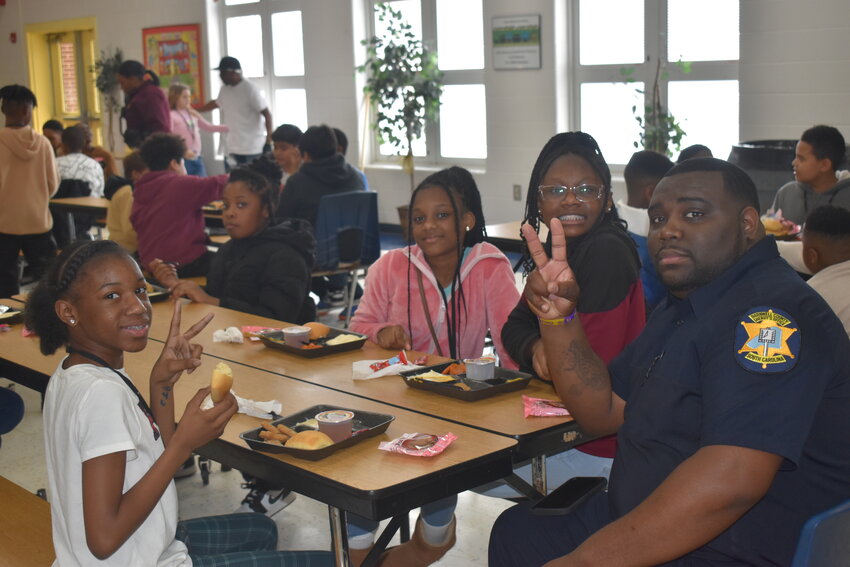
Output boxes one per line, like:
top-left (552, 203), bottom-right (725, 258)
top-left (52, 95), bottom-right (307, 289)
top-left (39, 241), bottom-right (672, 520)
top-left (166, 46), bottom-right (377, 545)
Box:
top-left (90, 48), bottom-right (124, 152)
top-left (357, 2), bottom-right (443, 191)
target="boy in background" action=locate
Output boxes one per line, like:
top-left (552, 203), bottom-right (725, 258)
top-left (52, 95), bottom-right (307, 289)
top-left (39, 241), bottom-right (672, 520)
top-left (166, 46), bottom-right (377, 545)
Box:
top-left (0, 84), bottom-right (58, 296)
top-left (772, 125), bottom-right (850, 224)
top-left (802, 205), bottom-right (850, 336)
top-left (270, 123), bottom-right (302, 187)
top-left (42, 119), bottom-right (63, 155)
top-left (618, 150), bottom-right (674, 311)
top-left (131, 133), bottom-right (228, 277)
top-left (105, 151), bottom-right (147, 254)
top-left (56, 124), bottom-right (105, 198)
top-left (332, 127), bottom-right (368, 189)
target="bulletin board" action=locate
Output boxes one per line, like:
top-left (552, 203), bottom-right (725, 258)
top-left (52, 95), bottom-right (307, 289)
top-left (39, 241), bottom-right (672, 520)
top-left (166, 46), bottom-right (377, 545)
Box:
top-left (142, 24), bottom-right (205, 104)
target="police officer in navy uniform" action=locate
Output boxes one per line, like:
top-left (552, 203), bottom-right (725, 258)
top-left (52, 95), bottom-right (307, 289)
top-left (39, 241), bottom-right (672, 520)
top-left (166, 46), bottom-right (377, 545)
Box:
top-left (489, 158), bottom-right (850, 566)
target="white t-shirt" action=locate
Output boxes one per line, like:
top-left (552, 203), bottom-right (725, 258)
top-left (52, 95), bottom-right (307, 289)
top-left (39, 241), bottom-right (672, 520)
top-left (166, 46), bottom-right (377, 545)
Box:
top-left (43, 361), bottom-right (190, 566)
top-left (216, 80), bottom-right (267, 155)
top-left (807, 259), bottom-right (850, 339)
top-left (56, 153), bottom-right (105, 198)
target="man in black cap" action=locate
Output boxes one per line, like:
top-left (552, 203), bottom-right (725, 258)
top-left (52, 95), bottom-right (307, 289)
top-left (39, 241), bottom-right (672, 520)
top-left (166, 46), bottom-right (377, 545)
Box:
top-left (197, 56), bottom-right (273, 171)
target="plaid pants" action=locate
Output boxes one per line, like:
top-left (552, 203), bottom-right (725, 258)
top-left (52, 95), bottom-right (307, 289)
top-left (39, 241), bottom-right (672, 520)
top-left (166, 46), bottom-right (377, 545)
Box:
top-left (176, 513), bottom-right (332, 566)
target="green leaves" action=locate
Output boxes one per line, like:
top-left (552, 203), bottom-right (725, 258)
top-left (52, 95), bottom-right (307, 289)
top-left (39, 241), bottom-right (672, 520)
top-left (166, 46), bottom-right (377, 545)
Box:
top-left (356, 2), bottom-right (443, 159)
top-left (90, 48), bottom-right (124, 113)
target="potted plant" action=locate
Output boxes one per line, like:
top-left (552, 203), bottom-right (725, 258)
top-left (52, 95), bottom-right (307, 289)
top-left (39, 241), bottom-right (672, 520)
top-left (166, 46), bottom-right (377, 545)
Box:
top-left (357, 2), bottom-right (443, 236)
top-left (622, 59), bottom-right (688, 157)
top-left (90, 48), bottom-right (124, 153)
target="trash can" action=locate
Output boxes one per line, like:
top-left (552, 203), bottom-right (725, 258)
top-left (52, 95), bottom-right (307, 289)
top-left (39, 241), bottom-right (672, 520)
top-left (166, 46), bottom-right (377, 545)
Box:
top-left (727, 140), bottom-right (796, 213)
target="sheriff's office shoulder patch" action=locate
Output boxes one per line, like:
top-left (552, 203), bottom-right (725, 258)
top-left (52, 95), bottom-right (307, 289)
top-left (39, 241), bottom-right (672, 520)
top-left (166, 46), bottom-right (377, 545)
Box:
top-left (735, 307), bottom-right (800, 374)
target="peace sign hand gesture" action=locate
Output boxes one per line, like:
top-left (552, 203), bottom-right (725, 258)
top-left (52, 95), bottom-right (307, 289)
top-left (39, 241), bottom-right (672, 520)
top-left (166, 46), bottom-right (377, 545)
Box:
top-left (151, 300), bottom-right (214, 387)
top-left (522, 219), bottom-right (580, 319)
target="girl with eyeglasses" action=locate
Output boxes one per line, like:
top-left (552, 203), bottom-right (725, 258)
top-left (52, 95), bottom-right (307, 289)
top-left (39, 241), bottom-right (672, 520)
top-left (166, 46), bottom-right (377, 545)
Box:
top-left (483, 132), bottom-right (646, 498)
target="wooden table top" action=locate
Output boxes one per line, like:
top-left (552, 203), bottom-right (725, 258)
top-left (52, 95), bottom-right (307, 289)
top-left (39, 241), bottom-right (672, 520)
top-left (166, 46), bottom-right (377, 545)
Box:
top-left (0, 324), bottom-right (515, 518)
top-left (147, 301), bottom-right (576, 454)
top-left (0, 476), bottom-right (55, 566)
top-left (485, 221), bottom-right (547, 254)
top-left (49, 196), bottom-right (110, 212)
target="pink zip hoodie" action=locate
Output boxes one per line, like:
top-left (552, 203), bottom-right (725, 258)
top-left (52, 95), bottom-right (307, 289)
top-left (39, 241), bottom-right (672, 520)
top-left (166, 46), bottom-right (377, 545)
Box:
top-left (351, 242), bottom-right (519, 368)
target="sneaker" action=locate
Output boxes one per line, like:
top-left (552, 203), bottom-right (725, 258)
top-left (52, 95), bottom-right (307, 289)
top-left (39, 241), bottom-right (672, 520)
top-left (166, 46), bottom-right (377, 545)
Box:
top-left (339, 305), bottom-right (358, 320)
top-left (174, 456), bottom-right (197, 479)
top-left (327, 290), bottom-right (346, 306)
top-left (235, 486), bottom-right (296, 517)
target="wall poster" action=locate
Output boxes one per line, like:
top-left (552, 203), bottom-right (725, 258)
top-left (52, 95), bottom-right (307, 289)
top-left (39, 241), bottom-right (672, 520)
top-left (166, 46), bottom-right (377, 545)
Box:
top-left (142, 24), bottom-right (205, 104)
top-left (492, 15), bottom-right (541, 70)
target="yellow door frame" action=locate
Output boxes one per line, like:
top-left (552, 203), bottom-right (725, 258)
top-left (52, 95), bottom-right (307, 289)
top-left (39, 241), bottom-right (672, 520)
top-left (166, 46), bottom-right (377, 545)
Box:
top-left (25, 17), bottom-right (98, 138)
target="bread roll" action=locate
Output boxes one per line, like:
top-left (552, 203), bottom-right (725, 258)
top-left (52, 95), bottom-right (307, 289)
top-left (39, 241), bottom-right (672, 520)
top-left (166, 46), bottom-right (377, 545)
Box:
top-left (284, 430), bottom-right (334, 450)
top-left (210, 362), bottom-right (233, 403)
top-left (304, 321), bottom-right (330, 340)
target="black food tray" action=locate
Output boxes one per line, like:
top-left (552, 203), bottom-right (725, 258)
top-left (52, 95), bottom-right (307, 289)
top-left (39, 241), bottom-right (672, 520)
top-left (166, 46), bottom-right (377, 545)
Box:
top-left (146, 284), bottom-right (170, 303)
top-left (0, 306), bottom-right (24, 325)
top-left (400, 361), bottom-right (532, 402)
top-left (240, 404), bottom-right (395, 461)
top-left (257, 327), bottom-right (367, 358)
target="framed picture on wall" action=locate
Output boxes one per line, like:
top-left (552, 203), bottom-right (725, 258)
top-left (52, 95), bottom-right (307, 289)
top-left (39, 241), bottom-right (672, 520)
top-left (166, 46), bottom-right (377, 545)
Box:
top-left (142, 24), bottom-right (205, 104)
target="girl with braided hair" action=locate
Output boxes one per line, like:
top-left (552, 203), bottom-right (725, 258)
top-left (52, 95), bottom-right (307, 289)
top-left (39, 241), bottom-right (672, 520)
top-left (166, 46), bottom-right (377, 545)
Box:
top-left (489, 131), bottom-right (646, 497)
top-left (346, 166), bottom-right (519, 566)
top-left (25, 239), bottom-right (331, 565)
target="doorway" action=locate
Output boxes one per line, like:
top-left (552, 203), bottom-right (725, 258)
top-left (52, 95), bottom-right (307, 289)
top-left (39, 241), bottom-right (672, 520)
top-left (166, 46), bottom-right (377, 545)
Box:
top-left (25, 18), bottom-right (102, 146)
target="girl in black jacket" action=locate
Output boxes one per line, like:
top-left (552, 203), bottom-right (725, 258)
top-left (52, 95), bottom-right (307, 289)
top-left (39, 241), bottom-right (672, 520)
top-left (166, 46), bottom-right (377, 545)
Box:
top-left (151, 155), bottom-right (316, 324)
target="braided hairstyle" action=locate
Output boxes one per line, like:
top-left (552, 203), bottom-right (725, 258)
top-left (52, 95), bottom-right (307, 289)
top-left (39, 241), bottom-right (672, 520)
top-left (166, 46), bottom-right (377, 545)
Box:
top-left (405, 166), bottom-right (487, 359)
top-left (519, 131), bottom-right (626, 274)
top-left (227, 154), bottom-right (283, 225)
top-left (24, 240), bottom-right (128, 355)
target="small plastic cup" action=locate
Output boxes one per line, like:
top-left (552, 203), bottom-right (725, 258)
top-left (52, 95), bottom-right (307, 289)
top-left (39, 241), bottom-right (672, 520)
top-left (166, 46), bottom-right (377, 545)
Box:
top-left (463, 357), bottom-right (496, 381)
top-left (315, 410), bottom-right (355, 443)
top-left (282, 326), bottom-right (311, 347)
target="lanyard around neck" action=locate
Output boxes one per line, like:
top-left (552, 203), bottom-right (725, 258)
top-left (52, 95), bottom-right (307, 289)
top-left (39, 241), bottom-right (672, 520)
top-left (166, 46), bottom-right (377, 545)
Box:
top-left (66, 346), bottom-right (160, 441)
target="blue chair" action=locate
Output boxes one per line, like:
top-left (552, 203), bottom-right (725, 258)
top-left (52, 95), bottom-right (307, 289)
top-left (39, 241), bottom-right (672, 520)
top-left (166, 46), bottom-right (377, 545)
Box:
top-left (791, 499), bottom-right (850, 566)
top-left (312, 191), bottom-right (380, 326)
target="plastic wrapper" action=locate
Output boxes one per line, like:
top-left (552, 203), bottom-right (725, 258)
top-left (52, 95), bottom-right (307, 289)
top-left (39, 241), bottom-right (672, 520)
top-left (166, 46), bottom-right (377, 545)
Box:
top-left (370, 350), bottom-right (409, 372)
top-left (523, 395), bottom-right (570, 418)
top-left (200, 391), bottom-right (282, 419)
top-left (378, 432), bottom-right (457, 457)
top-left (241, 326), bottom-right (280, 340)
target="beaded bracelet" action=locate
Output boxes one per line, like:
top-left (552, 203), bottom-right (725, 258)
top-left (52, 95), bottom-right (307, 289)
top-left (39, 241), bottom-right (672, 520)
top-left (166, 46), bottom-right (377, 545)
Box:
top-left (538, 312), bottom-right (576, 326)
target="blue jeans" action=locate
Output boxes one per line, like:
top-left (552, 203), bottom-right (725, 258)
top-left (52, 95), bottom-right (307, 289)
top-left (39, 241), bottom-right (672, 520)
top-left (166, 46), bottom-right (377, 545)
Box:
top-left (176, 513), bottom-right (332, 566)
top-left (185, 156), bottom-right (207, 177)
top-left (347, 495), bottom-right (457, 539)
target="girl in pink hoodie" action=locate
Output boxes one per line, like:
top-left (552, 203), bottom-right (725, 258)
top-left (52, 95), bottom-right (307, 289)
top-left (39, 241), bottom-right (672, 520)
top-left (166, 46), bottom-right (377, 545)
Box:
top-left (346, 167), bottom-right (519, 566)
top-left (351, 166), bottom-right (519, 367)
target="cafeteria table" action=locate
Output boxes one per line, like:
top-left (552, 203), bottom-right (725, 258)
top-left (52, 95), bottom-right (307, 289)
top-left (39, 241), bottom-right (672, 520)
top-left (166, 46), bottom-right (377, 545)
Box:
top-left (145, 300), bottom-right (588, 496)
top-left (0, 317), bottom-right (516, 566)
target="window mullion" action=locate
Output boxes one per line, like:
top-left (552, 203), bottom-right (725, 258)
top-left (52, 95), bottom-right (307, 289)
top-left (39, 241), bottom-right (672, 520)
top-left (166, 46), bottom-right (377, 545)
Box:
top-left (421, 0), bottom-right (439, 162)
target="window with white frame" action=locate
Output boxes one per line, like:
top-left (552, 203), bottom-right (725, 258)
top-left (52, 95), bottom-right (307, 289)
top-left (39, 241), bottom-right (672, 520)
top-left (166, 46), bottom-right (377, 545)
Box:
top-left (573, 0), bottom-right (739, 165)
top-left (370, 0), bottom-right (487, 162)
top-left (217, 0), bottom-right (308, 136)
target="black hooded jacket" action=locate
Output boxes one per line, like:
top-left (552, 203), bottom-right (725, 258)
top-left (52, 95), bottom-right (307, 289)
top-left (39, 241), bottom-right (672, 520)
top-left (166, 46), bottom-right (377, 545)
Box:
top-left (278, 154), bottom-right (365, 229)
top-left (206, 218), bottom-right (317, 324)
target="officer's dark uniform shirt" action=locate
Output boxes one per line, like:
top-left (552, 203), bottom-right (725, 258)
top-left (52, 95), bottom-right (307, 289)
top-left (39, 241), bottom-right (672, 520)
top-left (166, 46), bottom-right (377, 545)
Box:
top-left (607, 237), bottom-right (850, 565)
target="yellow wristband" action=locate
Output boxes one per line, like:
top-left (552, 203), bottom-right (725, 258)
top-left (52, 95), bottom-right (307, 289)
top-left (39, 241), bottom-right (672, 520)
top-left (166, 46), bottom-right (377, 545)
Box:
top-left (538, 313), bottom-right (576, 326)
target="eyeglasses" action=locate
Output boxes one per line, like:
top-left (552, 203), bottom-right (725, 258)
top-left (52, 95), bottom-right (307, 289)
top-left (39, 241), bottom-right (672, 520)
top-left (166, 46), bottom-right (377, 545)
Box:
top-left (538, 184), bottom-right (606, 203)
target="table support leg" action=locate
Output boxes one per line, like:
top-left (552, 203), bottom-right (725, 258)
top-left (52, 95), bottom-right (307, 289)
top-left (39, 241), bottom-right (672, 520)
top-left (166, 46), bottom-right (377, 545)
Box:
top-left (531, 454), bottom-right (547, 495)
top-left (328, 505), bottom-right (350, 567)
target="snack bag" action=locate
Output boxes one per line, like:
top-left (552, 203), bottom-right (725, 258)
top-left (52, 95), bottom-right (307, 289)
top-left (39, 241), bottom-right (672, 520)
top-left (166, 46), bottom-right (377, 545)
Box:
top-left (523, 395), bottom-right (570, 418)
top-left (378, 432), bottom-right (457, 457)
top-left (370, 351), bottom-right (410, 372)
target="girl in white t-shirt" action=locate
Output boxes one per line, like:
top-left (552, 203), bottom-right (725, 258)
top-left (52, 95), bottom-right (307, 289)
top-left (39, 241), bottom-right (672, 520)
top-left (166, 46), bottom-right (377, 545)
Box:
top-left (26, 239), bottom-right (331, 566)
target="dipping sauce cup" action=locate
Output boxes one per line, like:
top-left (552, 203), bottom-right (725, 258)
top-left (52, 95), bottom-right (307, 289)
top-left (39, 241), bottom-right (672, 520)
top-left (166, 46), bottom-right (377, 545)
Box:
top-left (282, 326), bottom-right (311, 347)
top-left (463, 357), bottom-right (496, 381)
top-left (315, 410), bottom-right (355, 442)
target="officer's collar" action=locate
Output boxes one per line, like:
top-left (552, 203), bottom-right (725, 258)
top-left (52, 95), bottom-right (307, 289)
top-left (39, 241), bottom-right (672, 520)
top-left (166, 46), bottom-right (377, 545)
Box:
top-left (685, 237), bottom-right (778, 318)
